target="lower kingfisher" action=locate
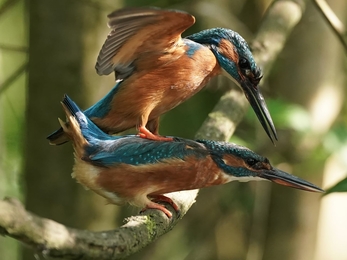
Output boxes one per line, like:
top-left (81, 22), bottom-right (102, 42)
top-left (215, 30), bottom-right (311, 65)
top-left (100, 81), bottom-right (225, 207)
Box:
top-left (48, 6), bottom-right (277, 145)
top-left (59, 94), bottom-right (322, 218)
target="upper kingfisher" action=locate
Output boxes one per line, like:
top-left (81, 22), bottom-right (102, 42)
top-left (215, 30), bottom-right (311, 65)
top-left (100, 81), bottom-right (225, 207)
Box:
top-left (48, 7), bottom-right (277, 145)
top-left (59, 94), bottom-right (322, 218)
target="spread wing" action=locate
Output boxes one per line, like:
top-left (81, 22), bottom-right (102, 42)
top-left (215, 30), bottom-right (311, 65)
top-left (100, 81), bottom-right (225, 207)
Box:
top-left (95, 7), bottom-right (195, 78)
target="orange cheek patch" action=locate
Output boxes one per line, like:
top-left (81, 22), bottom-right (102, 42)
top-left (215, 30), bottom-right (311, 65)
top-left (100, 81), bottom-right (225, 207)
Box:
top-left (222, 154), bottom-right (245, 168)
top-left (219, 39), bottom-right (238, 63)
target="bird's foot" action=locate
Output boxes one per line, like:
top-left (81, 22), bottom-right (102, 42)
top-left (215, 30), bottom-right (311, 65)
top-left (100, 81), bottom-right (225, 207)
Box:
top-left (140, 195), bottom-right (180, 218)
top-left (138, 126), bottom-right (173, 142)
top-left (150, 195), bottom-right (180, 215)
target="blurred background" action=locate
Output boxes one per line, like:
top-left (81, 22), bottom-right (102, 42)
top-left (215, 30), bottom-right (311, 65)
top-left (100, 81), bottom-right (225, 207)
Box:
top-left (0, 0), bottom-right (346, 259)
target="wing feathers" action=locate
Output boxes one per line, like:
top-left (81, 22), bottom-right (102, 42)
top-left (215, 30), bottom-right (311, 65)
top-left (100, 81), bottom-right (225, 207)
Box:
top-left (95, 7), bottom-right (195, 77)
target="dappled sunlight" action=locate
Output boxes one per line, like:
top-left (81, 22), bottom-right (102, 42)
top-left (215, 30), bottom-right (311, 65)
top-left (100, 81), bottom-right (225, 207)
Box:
top-left (315, 153), bottom-right (347, 260)
top-left (42, 219), bottom-right (76, 248)
top-left (309, 84), bottom-right (344, 134)
top-left (284, 106), bottom-right (311, 132)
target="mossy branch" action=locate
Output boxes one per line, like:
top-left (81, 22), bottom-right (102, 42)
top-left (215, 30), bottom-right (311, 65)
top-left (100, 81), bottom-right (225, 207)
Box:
top-left (0, 192), bottom-right (198, 259)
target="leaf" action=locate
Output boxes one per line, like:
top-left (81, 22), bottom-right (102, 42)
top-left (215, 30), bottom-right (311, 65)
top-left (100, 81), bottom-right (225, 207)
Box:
top-left (324, 175), bottom-right (347, 195)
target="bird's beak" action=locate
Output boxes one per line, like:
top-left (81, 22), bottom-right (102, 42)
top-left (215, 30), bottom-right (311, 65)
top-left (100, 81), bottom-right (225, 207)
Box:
top-left (241, 79), bottom-right (278, 143)
top-left (259, 167), bottom-right (324, 193)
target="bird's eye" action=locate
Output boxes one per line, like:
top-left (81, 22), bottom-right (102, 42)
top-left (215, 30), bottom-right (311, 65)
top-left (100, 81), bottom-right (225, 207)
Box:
top-left (246, 158), bottom-right (257, 167)
top-left (239, 58), bottom-right (250, 70)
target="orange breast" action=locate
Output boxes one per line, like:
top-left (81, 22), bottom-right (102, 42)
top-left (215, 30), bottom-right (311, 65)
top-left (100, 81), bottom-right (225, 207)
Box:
top-left (96, 155), bottom-right (228, 206)
top-left (93, 45), bottom-right (221, 134)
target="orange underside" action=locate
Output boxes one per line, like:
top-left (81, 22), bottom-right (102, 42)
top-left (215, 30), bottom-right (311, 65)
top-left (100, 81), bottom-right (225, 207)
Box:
top-left (95, 155), bottom-right (227, 206)
top-left (91, 46), bottom-right (221, 137)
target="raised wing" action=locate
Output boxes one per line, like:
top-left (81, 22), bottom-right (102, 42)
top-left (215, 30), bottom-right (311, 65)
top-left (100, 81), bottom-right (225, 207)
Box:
top-left (95, 7), bottom-right (195, 78)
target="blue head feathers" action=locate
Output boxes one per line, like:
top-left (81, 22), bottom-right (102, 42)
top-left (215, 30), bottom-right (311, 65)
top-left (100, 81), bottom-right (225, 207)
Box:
top-left (186, 28), bottom-right (261, 83)
top-left (197, 139), bottom-right (269, 177)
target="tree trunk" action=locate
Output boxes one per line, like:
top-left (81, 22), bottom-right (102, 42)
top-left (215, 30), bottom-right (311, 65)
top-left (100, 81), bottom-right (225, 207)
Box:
top-left (24, 0), bottom-right (96, 258)
top-left (0, 0), bottom-right (27, 259)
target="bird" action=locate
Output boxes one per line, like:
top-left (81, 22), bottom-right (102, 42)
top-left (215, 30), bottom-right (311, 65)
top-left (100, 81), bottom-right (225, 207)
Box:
top-left (59, 94), bottom-right (322, 218)
top-left (48, 6), bottom-right (277, 145)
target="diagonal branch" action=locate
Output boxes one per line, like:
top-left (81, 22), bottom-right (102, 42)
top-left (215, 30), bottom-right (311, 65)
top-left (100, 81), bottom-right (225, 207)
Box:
top-left (0, 192), bottom-right (198, 260)
top-left (0, 62), bottom-right (27, 95)
top-left (0, 0), bottom-right (306, 259)
top-left (313, 0), bottom-right (347, 54)
top-left (0, 0), bottom-right (20, 17)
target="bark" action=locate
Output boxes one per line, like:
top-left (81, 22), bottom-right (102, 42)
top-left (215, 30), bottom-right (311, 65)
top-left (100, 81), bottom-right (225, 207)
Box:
top-left (0, 194), bottom-right (197, 260)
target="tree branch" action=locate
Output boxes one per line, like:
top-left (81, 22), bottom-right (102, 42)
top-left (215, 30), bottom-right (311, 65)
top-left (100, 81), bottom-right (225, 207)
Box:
top-left (0, 192), bottom-right (198, 259)
top-left (0, 44), bottom-right (28, 52)
top-left (313, 0), bottom-right (347, 54)
top-left (0, 0), bottom-right (306, 258)
top-left (0, 0), bottom-right (20, 17)
top-left (0, 62), bottom-right (27, 96)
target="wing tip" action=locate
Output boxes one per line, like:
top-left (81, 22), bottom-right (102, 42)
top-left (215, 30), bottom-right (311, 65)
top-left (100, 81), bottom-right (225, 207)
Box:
top-left (107, 6), bottom-right (194, 23)
top-left (107, 6), bottom-right (160, 20)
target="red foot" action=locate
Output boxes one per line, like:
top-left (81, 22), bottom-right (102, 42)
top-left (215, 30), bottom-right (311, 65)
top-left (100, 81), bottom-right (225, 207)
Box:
top-left (138, 126), bottom-right (173, 142)
top-left (140, 195), bottom-right (180, 218)
top-left (150, 195), bottom-right (180, 213)
top-left (141, 202), bottom-right (173, 218)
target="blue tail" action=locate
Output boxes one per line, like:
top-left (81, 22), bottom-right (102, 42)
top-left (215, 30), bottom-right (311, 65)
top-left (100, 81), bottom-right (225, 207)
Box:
top-left (62, 94), bottom-right (118, 143)
top-left (48, 82), bottom-right (122, 145)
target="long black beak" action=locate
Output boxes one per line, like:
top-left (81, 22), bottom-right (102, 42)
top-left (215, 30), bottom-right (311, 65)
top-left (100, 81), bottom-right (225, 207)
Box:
top-left (241, 80), bottom-right (278, 143)
top-left (259, 167), bottom-right (324, 193)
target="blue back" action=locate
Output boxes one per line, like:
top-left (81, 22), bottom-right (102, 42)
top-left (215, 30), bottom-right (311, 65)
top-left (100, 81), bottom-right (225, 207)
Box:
top-left (63, 95), bottom-right (208, 167)
top-left (87, 137), bottom-right (208, 167)
top-left (184, 39), bottom-right (202, 57)
top-left (63, 95), bottom-right (269, 177)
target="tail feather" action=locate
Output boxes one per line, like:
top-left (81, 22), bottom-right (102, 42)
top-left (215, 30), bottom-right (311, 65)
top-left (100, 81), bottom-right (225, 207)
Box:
top-left (60, 94), bottom-right (114, 145)
top-left (48, 94), bottom-right (101, 145)
top-left (47, 127), bottom-right (68, 145)
top-left (59, 95), bottom-right (89, 154)
top-left (48, 94), bottom-right (100, 145)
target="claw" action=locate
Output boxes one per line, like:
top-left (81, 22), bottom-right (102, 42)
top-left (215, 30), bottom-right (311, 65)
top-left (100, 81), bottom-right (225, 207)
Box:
top-left (138, 126), bottom-right (173, 141)
top-left (140, 195), bottom-right (180, 218)
top-left (151, 195), bottom-right (180, 215)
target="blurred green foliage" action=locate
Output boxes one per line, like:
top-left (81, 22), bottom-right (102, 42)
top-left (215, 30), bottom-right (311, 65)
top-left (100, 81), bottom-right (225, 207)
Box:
top-left (244, 98), bottom-right (347, 192)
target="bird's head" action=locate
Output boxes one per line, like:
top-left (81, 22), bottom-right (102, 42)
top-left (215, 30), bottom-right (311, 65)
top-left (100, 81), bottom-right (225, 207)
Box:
top-left (198, 140), bottom-right (323, 192)
top-left (187, 28), bottom-right (277, 142)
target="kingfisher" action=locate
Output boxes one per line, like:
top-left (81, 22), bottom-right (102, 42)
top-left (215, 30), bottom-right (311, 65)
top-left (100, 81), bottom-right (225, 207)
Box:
top-left (48, 6), bottom-right (277, 145)
top-left (59, 94), bottom-right (322, 218)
